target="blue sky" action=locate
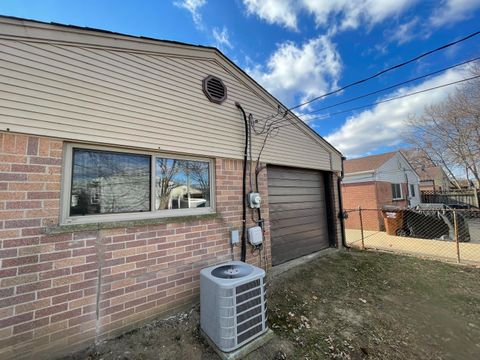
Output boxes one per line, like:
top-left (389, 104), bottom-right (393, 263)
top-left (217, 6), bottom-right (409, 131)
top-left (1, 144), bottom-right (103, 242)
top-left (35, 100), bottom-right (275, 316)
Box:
top-left (1, 0), bottom-right (479, 157)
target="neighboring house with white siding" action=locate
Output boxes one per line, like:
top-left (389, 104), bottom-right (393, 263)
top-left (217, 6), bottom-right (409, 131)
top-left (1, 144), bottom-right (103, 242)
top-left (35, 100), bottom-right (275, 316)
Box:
top-left (0, 16), bottom-right (343, 359)
top-left (342, 152), bottom-right (420, 230)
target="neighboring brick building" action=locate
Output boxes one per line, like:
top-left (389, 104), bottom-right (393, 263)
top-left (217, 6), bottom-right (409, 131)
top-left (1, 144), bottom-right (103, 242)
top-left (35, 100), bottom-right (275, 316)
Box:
top-left (0, 17), bottom-right (343, 359)
top-left (342, 152), bottom-right (420, 231)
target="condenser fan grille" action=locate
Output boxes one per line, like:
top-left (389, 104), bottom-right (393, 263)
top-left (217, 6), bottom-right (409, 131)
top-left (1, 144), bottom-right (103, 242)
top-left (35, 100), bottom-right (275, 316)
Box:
top-left (235, 279), bottom-right (266, 346)
top-left (237, 324), bottom-right (263, 344)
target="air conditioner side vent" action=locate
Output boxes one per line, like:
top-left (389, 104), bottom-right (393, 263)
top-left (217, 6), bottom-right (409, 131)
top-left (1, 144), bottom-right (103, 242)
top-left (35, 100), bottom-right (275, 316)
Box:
top-left (236, 279), bottom-right (260, 294)
top-left (237, 323), bottom-right (263, 344)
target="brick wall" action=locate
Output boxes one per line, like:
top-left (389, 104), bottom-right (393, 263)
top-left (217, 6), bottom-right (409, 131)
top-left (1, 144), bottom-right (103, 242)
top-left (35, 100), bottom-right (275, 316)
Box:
top-left (376, 181), bottom-right (408, 208)
top-left (342, 182), bottom-right (380, 230)
top-left (342, 181), bottom-right (409, 231)
top-left (0, 132), bottom-right (272, 359)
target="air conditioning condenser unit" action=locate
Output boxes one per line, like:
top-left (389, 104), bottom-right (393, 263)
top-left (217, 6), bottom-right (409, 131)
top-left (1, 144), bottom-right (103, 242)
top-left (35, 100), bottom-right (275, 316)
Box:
top-left (200, 261), bottom-right (267, 352)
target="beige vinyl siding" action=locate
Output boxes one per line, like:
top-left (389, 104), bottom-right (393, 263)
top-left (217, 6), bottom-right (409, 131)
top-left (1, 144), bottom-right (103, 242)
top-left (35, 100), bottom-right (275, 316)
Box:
top-left (0, 22), bottom-right (341, 171)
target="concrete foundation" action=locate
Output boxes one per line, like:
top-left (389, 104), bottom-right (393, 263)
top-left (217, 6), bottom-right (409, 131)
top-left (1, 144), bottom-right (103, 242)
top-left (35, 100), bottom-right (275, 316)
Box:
top-left (201, 329), bottom-right (275, 360)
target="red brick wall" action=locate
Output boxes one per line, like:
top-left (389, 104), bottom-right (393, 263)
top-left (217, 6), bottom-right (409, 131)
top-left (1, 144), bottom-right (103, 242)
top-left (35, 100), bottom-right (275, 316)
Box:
top-left (342, 181), bottom-right (408, 231)
top-left (376, 181), bottom-right (407, 208)
top-left (342, 182), bottom-right (381, 231)
top-left (0, 132), bottom-right (274, 359)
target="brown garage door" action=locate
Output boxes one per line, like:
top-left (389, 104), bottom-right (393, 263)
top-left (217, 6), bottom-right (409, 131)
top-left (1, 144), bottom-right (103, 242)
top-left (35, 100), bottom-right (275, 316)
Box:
top-left (267, 166), bottom-right (330, 265)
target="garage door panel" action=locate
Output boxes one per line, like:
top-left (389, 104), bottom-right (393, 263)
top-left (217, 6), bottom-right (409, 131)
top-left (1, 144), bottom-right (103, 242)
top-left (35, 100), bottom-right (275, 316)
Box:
top-left (272, 228), bottom-right (325, 246)
top-left (268, 170), bottom-right (322, 181)
top-left (268, 165), bottom-right (330, 265)
top-left (269, 202), bottom-right (325, 213)
top-left (268, 194), bottom-right (324, 204)
top-left (268, 178), bottom-right (325, 188)
top-left (270, 214), bottom-right (324, 228)
top-left (270, 207), bottom-right (326, 221)
top-left (270, 222), bottom-right (327, 237)
top-left (271, 235), bottom-right (329, 264)
top-left (268, 186), bottom-right (324, 196)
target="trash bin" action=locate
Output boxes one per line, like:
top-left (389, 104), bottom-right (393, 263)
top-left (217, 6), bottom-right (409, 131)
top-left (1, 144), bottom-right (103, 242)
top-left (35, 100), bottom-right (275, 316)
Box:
top-left (382, 209), bottom-right (404, 236)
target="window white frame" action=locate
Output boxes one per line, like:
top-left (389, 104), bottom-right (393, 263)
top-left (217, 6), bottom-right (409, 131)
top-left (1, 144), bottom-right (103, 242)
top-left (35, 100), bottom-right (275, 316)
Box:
top-left (60, 143), bottom-right (215, 225)
top-left (391, 183), bottom-right (403, 200)
top-left (409, 184), bottom-right (416, 198)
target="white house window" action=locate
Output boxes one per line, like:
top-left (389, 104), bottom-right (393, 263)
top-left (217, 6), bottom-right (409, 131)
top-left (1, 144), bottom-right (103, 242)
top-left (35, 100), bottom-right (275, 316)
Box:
top-left (62, 144), bottom-right (214, 224)
top-left (391, 183), bottom-right (403, 200)
top-left (409, 184), bottom-right (416, 198)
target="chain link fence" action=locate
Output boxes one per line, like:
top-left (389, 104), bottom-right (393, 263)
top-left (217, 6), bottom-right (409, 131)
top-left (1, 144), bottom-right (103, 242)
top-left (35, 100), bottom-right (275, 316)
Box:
top-left (344, 206), bottom-right (480, 265)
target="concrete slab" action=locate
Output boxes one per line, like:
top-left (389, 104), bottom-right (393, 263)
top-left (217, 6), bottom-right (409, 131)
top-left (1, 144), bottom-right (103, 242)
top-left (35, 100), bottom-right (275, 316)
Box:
top-left (201, 329), bottom-right (275, 360)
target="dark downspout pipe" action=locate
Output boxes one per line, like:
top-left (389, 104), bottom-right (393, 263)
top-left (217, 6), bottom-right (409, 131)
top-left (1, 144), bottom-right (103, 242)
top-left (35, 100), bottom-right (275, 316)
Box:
top-left (338, 156), bottom-right (350, 249)
top-left (235, 102), bottom-right (248, 262)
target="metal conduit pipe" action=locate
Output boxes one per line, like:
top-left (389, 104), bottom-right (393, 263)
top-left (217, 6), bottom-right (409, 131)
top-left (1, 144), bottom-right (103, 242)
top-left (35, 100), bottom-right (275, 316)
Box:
top-left (235, 102), bottom-right (248, 262)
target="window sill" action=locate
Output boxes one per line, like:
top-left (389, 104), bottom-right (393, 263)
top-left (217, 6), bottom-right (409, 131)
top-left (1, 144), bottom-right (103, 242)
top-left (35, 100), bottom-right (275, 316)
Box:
top-left (45, 212), bottom-right (219, 235)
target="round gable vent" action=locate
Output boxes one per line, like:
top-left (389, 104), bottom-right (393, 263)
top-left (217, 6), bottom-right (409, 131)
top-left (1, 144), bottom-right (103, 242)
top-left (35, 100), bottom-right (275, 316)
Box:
top-left (202, 75), bottom-right (227, 104)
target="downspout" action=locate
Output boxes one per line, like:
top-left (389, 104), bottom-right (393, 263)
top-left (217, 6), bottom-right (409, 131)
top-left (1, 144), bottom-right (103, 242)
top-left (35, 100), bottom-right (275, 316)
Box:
top-left (338, 156), bottom-right (350, 249)
top-left (235, 102), bottom-right (248, 262)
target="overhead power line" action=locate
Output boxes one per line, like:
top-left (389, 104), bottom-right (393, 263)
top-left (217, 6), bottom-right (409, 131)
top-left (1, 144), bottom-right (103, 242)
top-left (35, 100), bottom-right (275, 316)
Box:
top-left (286, 30), bottom-right (480, 111)
top-left (302, 57), bottom-right (480, 116)
top-left (274, 74), bottom-right (480, 129)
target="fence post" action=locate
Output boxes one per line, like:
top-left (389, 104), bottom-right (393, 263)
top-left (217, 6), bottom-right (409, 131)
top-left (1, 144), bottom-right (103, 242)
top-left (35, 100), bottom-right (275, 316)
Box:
top-left (453, 210), bottom-right (461, 263)
top-left (358, 206), bottom-right (365, 250)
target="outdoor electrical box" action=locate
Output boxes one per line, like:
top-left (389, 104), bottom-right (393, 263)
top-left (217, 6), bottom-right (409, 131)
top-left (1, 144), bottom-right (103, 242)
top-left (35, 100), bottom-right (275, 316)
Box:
top-left (248, 226), bottom-right (263, 246)
top-left (247, 192), bottom-right (261, 209)
top-left (230, 229), bottom-right (239, 245)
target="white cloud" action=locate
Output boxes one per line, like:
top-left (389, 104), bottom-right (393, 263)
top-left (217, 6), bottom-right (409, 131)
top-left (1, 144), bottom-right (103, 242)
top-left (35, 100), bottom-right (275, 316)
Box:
top-left (174, 0), bottom-right (207, 28)
top-left (386, 17), bottom-right (420, 45)
top-left (324, 69), bottom-right (467, 158)
top-left (212, 26), bottom-right (232, 50)
top-left (242, 0), bottom-right (480, 34)
top-left (242, 0), bottom-right (418, 31)
top-left (243, 0), bottom-right (298, 30)
top-left (247, 36), bottom-right (342, 106)
top-left (302, 0), bottom-right (418, 31)
top-left (429, 0), bottom-right (480, 27)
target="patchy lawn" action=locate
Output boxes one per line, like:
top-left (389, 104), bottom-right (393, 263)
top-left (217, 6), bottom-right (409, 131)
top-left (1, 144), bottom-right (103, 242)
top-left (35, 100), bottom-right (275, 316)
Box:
top-left (64, 251), bottom-right (480, 360)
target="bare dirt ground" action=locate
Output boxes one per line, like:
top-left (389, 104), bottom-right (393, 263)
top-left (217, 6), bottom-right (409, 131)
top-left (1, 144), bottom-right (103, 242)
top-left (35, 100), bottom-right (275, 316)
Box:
top-left (62, 251), bottom-right (480, 360)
